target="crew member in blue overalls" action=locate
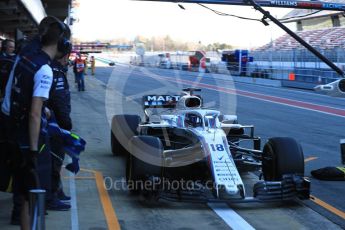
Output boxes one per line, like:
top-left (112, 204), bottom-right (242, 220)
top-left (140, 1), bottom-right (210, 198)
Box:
top-left (46, 53), bottom-right (72, 211)
top-left (0, 39), bottom-right (16, 143)
top-left (0, 39), bottom-right (16, 99)
top-left (1, 16), bottom-right (71, 230)
top-left (0, 39), bottom-right (17, 224)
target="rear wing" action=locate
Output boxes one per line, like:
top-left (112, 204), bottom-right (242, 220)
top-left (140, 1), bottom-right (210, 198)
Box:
top-left (143, 95), bottom-right (181, 109)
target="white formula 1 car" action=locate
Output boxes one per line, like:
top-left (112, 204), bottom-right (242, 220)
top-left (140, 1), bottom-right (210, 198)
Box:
top-left (110, 88), bottom-right (310, 203)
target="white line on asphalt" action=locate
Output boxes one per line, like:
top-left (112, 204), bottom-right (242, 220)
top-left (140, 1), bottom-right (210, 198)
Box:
top-left (228, 92), bottom-right (345, 118)
top-left (146, 74), bottom-right (345, 118)
top-left (113, 66), bottom-right (345, 113)
top-left (68, 157), bottom-right (79, 230)
top-left (233, 80), bottom-right (345, 101)
top-left (162, 72), bottom-right (345, 111)
top-left (141, 67), bottom-right (345, 106)
top-left (208, 203), bottom-right (255, 230)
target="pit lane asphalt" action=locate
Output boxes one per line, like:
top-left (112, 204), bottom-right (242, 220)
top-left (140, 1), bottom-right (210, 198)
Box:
top-left (1, 64), bottom-right (343, 229)
top-left (93, 64), bottom-right (344, 229)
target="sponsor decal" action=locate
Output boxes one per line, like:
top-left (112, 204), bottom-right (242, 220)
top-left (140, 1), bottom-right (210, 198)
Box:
top-left (42, 75), bottom-right (51, 79)
top-left (41, 80), bottom-right (50, 85)
top-left (215, 168), bottom-right (231, 171)
top-left (297, 2), bottom-right (322, 8)
top-left (270, 0), bottom-right (297, 7)
top-left (146, 95), bottom-right (180, 102)
top-left (323, 3), bottom-right (344, 9)
top-left (217, 173), bottom-right (239, 177)
top-left (144, 95), bottom-right (181, 108)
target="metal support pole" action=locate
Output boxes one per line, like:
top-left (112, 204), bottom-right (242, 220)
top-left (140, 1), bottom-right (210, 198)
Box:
top-left (244, 0), bottom-right (345, 78)
top-left (29, 189), bottom-right (46, 230)
top-left (341, 139), bottom-right (345, 165)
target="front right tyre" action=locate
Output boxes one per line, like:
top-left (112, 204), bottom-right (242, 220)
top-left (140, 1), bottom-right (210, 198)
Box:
top-left (126, 136), bottom-right (163, 194)
top-left (110, 114), bottom-right (141, 156)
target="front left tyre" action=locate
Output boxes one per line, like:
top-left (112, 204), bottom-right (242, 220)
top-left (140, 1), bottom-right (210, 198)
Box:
top-left (111, 114), bottom-right (141, 156)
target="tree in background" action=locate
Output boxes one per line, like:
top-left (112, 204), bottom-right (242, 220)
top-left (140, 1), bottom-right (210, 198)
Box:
top-left (75, 35), bottom-right (233, 52)
top-left (207, 42), bottom-right (233, 51)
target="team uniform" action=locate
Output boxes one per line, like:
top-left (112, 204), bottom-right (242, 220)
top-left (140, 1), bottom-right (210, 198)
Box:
top-left (1, 50), bottom-right (53, 212)
top-left (0, 49), bottom-right (55, 223)
top-left (0, 52), bottom-right (16, 99)
top-left (47, 60), bottom-right (72, 208)
top-left (0, 52), bottom-right (16, 199)
top-left (0, 51), bottom-right (16, 152)
top-left (49, 61), bottom-right (72, 130)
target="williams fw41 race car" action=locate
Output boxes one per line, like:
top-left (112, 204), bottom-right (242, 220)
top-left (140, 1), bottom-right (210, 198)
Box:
top-left (110, 88), bottom-right (310, 203)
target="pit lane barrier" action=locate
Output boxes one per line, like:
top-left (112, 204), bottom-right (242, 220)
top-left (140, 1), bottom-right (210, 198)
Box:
top-left (29, 189), bottom-right (46, 230)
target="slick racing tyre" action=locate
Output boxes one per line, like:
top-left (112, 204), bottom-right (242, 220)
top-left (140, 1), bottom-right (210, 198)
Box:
top-left (111, 115), bottom-right (141, 156)
top-left (262, 137), bottom-right (304, 181)
top-left (126, 136), bottom-right (163, 193)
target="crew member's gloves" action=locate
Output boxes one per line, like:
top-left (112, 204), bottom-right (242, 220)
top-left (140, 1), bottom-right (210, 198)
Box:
top-left (27, 150), bottom-right (38, 170)
top-left (26, 150), bottom-right (40, 189)
top-left (66, 157), bottom-right (80, 174)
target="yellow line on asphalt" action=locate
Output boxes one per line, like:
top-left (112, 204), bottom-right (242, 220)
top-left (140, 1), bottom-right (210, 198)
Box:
top-left (79, 168), bottom-right (97, 173)
top-left (78, 168), bottom-right (121, 229)
top-left (94, 171), bottom-right (121, 230)
top-left (310, 195), bottom-right (345, 220)
top-left (304, 157), bottom-right (345, 220)
top-left (304, 157), bottom-right (318, 162)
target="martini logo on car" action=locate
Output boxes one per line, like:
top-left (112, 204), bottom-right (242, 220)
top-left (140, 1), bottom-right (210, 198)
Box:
top-left (144, 95), bottom-right (181, 108)
top-left (146, 95), bottom-right (180, 102)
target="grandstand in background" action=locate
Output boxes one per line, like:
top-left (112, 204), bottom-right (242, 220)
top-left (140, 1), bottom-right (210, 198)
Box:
top-left (258, 1), bottom-right (345, 51)
top-left (72, 42), bottom-right (133, 53)
top-left (256, 27), bottom-right (345, 51)
top-left (251, 1), bottom-right (345, 88)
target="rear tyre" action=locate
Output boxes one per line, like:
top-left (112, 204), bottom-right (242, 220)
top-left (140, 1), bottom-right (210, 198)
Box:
top-left (126, 136), bottom-right (163, 194)
top-left (111, 115), bottom-right (141, 156)
top-left (262, 137), bottom-right (304, 181)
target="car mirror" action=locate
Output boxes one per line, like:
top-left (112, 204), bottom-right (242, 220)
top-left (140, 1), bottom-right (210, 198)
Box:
top-left (205, 115), bottom-right (217, 130)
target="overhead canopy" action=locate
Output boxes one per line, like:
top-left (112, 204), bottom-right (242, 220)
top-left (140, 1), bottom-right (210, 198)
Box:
top-left (137, 0), bottom-right (345, 11)
top-left (0, 0), bottom-right (70, 38)
top-left (282, 0), bottom-right (345, 22)
top-left (0, 0), bottom-right (41, 37)
top-left (42, 0), bottom-right (70, 22)
top-left (20, 0), bottom-right (46, 24)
